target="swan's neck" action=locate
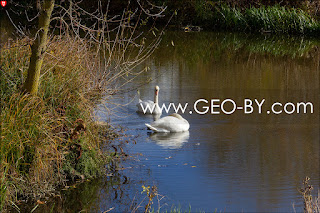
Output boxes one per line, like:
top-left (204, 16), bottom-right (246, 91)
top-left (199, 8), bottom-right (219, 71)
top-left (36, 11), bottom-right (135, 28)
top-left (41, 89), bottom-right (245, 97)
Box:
top-left (154, 91), bottom-right (159, 104)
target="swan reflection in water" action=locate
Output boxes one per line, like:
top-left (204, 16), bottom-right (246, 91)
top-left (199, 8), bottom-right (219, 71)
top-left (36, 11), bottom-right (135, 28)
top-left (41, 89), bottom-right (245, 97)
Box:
top-left (147, 131), bottom-right (190, 149)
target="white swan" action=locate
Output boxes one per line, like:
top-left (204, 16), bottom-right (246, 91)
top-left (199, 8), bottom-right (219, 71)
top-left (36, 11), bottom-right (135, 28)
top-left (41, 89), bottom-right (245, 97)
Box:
top-left (145, 113), bottom-right (190, 133)
top-left (137, 111), bottom-right (161, 121)
top-left (136, 86), bottom-right (161, 114)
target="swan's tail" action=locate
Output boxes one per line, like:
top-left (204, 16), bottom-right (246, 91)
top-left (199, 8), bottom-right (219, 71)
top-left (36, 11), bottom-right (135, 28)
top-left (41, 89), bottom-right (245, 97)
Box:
top-left (145, 123), bottom-right (158, 132)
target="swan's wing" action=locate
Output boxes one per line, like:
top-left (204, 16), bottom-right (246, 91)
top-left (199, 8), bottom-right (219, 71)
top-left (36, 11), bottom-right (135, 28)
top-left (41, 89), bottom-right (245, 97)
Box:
top-left (137, 100), bottom-right (154, 106)
top-left (145, 123), bottom-right (157, 131)
top-left (145, 123), bottom-right (170, 133)
top-left (136, 100), bottom-right (155, 113)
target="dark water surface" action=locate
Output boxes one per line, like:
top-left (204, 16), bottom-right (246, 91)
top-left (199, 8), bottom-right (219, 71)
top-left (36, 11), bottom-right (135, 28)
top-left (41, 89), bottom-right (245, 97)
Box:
top-left (94, 31), bottom-right (320, 212)
top-left (19, 31), bottom-right (319, 212)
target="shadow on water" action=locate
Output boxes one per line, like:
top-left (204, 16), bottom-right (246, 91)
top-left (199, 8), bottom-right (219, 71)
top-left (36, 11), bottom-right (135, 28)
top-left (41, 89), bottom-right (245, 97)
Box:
top-left (13, 166), bottom-right (150, 212)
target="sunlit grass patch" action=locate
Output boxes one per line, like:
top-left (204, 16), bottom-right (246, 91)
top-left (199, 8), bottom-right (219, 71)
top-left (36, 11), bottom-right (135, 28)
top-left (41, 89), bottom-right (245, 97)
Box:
top-left (0, 37), bottom-right (113, 209)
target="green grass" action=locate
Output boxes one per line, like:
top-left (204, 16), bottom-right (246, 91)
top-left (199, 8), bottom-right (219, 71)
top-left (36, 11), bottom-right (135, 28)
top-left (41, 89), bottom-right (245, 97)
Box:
top-left (245, 5), bottom-right (318, 33)
top-left (195, 4), bottom-right (320, 35)
top-left (0, 37), bottom-right (115, 210)
top-left (0, 167), bottom-right (8, 210)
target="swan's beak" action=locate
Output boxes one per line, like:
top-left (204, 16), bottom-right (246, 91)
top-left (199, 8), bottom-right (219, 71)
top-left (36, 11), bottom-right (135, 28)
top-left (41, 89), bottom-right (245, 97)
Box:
top-left (155, 90), bottom-right (158, 96)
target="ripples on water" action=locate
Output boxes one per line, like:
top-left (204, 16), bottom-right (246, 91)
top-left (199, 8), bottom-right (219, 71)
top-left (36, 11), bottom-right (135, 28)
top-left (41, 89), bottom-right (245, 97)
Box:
top-left (95, 31), bottom-right (319, 212)
top-left (21, 31), bottom-right (319, 212)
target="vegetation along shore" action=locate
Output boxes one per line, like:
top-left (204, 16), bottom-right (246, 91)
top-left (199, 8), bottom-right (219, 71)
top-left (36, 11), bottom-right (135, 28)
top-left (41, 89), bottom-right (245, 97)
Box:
top-left (0, 0), bottom-right (320, 212)
top-left (75, 0), bottom-right (320, 35)
top-left (0, 0), bottom-right (165, 210)
top-left (151, 0), bottom-right (320, 34)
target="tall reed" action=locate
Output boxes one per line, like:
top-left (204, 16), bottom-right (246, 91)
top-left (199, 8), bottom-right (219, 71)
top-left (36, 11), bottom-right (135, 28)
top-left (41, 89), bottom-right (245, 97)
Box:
top-left (1, 0), bottom-right (166, 209)
top-left (197, 4), bottom-right (320, 34)
top-left (0, 36), bottom-right (108, 208)
top-left (245, 5), bottom-right (318, 34)
top-left (300, 177), bottom-right (320, 213)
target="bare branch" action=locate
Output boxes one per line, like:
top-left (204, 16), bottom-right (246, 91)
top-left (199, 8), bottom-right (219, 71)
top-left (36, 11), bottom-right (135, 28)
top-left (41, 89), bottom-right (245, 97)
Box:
top-left (136, 0), bottom-right (167, 17)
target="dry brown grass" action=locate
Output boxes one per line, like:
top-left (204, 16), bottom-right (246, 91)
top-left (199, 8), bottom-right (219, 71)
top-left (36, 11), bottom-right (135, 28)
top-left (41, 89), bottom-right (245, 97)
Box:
top-left (1, 1), bottom-right (167, 210)
top-left (0, 36), bottom-right (109, 208)
top-left (299, 177), bottom-right (320, 213)
top-left (0, 0), bottom-right (170, 209)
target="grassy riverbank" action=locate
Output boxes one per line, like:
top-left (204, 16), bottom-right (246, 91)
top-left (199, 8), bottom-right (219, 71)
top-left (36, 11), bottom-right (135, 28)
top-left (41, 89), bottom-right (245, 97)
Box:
top-left (151, 0), bottom-right (320, 35)
top-left (195, 4), bottom-right (320, 34)
top-left (0, 36), bottom-right (119, 210)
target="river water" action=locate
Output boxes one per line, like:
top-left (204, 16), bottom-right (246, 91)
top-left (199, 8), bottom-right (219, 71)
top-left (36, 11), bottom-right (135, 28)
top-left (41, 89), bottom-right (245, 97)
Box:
top-left (93, 31), bottom-right (320, 212)
top-left (16, 31), bottom-right (320, 212)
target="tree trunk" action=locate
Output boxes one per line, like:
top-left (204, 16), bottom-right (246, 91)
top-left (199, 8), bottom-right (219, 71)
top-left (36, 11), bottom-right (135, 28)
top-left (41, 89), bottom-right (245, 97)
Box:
top-left (23, 0), bottom-right (55, 95)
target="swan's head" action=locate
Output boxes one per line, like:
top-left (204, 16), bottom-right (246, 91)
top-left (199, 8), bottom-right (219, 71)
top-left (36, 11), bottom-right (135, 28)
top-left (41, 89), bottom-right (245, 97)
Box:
top-left (155, 86), bottom-right (160, 95)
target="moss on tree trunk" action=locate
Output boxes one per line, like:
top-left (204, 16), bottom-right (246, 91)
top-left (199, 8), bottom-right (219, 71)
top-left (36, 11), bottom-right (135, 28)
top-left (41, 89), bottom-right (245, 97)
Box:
top-left (23, 0), bottom-right (55, 95)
